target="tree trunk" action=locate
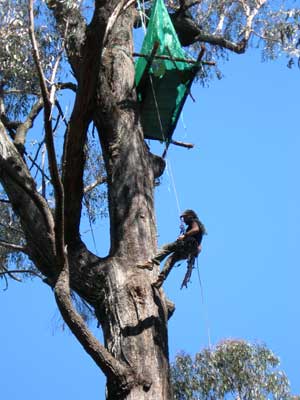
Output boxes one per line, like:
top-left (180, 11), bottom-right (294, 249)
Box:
top-left (91, 4), bottom-right (172, 399)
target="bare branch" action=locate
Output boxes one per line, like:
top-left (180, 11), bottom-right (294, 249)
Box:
top-left (55, 100), bottom-right (69, 128)
top-left (0, 265), bottom-right (22, 283)
top-left (49, 21), bottom-right (69, 106)
top-left (0, 239), bottom-right (27, 253)
top-left (56, 82), bottom-right (77, 92)
top-left (170, 139), bottom-right (194, 149)
top-left (84, 176), bottom-right (107, 194)
top-left (14, 98), bottom-right (44, 153)
top-left (194, 31), bottom-right (248, 53)
top-left (25, 151), bottom-right (51, 183)
top-left (28, 140), bottom-right (45, 172)
top-left (0, 267), bottom-right (43, 282)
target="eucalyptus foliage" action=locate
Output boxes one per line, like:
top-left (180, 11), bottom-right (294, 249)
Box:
top-left (171, 340), bottom-right (299, 400)
top-left (167, 0), bottom-right (300, 63)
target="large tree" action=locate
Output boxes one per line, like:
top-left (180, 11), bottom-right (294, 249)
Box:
top-left (0, 1), bottom-right (299, 399)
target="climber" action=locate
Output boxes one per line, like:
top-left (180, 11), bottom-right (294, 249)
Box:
top-left (137, 209), bottom-right (206, 288)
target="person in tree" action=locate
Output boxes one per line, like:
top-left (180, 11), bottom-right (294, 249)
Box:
top-left (138, 209), bottom-right (206, 288)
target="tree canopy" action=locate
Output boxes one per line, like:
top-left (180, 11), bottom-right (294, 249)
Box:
top-left (0, 1), bottom-right (299, 399)
top-left (171, 340), bottom-right (300, 400)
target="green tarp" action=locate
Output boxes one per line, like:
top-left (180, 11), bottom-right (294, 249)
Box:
top-left (135, 0), bottom-right (199, 142)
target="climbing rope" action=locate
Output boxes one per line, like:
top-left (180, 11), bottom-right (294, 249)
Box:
top-left (196, 258), bottom-right (212, 349)
top-left (149, 73), bottom-right (183, 219)
top-left (137, 0), bottom-right (212, 348)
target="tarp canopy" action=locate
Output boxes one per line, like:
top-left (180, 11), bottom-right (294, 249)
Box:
top-left (135, 0), bottom-right (199, 142)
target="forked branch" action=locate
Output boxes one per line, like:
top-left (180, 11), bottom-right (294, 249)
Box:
top-left (14, 97), bottom-right (44, 153)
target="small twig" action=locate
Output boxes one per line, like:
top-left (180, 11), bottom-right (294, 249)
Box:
top-left (133, 52), bottom-right (215, 66)
top-left (29, 139), bottom-right (45, 171)
top-left (0, 198), bottom-right (10, 203)
top-left (0, 266), bottom-right (22, 283)
top-left (25, 151), bottom-right (51, 182)
top-left (0, 269), bottom-right (42, 278)
top-left (170, 139), bottom-right (194, 149)
top-left (55, 100), bottom-right (69, 128)
top-left (0, 266), bottom-right (43, 286)
top-left (1, 272), bottom-right (9, 290)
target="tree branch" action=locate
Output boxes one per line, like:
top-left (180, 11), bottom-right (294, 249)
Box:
top-left (0, 239), bottom-right (27, 253)
top-left (0, 268), bottom-right (43, 281)
top-left (60, 38), bottom-right (103, 244)
top-left (83, 176), bottom-right (107, 194)
top-left (0, 121), bottom-right (56, 277)
top-left (0, 265), bottom-right (22, 283)
top-left (29, 0), bottom-right (65, 265)
top-left (0, 121), bottom-right (54, 235)
top-left (14, 97), bottom-right (44, 154)
top-left (56, 82), bottom-right (77, 93)
top-left (54, 260), bottom-right (149, 394)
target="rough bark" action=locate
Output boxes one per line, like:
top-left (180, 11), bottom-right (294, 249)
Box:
top-left (90, 3), bottom-right (172, 398)
top-left (0, 1), bottom-right (172, 399)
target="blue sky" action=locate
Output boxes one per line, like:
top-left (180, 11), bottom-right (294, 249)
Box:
top-left (1, 48), bottom-right (299, 398)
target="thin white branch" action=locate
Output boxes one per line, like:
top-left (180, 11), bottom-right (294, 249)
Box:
top-left (0, 239), bottom-right (27, 253)
top-left (84, 176), bottom-right (107, 194)
top-left (28, 0), bottom-right (49, 102)
top-left (49, 20), bottom-right (69, 106)
top-left (215, 13), bottom-right (226, 35)
top-left (244, 0), bottom-right (267, 41)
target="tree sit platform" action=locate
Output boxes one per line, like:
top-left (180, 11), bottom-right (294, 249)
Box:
top-left (135, 0), bottom-right (205, 144)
